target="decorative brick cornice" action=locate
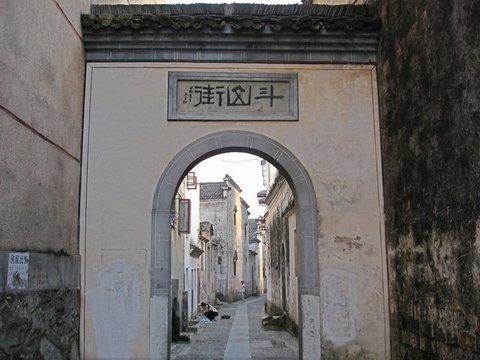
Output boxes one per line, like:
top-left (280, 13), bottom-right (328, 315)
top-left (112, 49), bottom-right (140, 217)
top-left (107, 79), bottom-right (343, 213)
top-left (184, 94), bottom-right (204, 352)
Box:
top-left (81, 4), bottom-right (379, 64)
top-left (81, 13), bottom-right (379, 33)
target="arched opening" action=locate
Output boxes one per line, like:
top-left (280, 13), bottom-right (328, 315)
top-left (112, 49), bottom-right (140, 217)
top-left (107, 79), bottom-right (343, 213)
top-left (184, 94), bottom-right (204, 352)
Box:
top-left (151, 130), bottom-right (320, 359)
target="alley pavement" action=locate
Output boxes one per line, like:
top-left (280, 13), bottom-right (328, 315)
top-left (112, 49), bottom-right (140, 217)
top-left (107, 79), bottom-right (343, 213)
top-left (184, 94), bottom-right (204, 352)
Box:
top-left (171, 296), bottom-right (298, 360)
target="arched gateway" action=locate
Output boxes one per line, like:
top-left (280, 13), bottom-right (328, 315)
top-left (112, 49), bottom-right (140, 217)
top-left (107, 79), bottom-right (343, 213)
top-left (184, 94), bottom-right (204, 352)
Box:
top-left (80, 3), bottom-right (389, 359)
top-left (151, 131), bottom-right (320, 358)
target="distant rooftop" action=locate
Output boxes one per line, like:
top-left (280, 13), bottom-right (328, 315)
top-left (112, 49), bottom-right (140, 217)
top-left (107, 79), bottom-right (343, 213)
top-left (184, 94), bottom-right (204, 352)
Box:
top-left (240, 197), bottom-right (250, 209)
top-left (199, 173), bottom-right (245, 200)
top-left (200, 182), bottom-right (227, 200)
top-left (223, 174), bottom-right (242, 193)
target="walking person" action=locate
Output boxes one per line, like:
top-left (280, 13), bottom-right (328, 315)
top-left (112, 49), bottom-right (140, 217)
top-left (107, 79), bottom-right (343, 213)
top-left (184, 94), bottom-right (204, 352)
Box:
top-left (240, 280), bottom-right (246, 301)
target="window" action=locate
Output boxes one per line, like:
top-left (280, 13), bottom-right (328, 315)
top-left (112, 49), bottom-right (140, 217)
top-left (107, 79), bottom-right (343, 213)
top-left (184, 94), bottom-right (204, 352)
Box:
top-left (261, 159), bottom-right (267, 186)
top-left (178, 199), bottom-right (191, 234)
top-left (218, 256), bottom-right (222, 265)
top-left (184, 268), bottom-right (188, 291)
top-left (233, 250), bottom-right (238, 276)
top-left (233, 205), bottom-right (237, 225)
top-left (187, 172), bottom-right (197, 189)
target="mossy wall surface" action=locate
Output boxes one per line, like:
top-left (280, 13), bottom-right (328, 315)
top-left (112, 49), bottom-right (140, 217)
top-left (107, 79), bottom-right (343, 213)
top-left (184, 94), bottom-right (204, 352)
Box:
top-left (377, 0), bottom-right (480, 357)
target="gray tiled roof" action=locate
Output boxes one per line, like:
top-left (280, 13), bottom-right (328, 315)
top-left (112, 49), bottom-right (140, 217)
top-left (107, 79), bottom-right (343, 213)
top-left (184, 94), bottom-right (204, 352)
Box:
top-left (200, 182), bottom-right (226, 200)
top-left (91, 4), bottom-right (376, 17)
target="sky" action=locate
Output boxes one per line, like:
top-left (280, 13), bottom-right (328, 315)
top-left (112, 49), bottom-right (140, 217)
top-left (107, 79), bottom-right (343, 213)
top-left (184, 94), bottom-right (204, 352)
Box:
top-left (191, 153), bottom-right (269, 218)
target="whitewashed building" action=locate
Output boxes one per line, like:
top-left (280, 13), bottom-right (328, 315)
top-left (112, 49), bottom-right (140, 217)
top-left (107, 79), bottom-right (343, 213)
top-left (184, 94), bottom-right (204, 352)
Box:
top-left (199, 175), bottom-right (251, 302)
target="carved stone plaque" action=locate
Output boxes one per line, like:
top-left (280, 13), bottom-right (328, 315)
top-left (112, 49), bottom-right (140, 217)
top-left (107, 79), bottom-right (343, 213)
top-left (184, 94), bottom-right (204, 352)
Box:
top-left (168, 72), bottom-right (298, 121)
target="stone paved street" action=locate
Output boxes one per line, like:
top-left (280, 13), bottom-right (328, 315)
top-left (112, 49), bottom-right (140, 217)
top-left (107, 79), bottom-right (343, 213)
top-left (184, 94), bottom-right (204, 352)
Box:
top-left (171, 296), bottom-right (298, 360)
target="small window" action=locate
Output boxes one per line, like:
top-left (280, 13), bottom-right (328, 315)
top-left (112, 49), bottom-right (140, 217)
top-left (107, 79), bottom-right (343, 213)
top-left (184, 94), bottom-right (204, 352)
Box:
top-left (218, 256), bottom-right (222, 265)
top-left (187, 172), bottom-right (197, 189)
top-left (178, 199), bottom-right (191, 234)
top-left (184, 268), bottom-right (188, 291)
top-left (233, 250), bottom-right (238, 276)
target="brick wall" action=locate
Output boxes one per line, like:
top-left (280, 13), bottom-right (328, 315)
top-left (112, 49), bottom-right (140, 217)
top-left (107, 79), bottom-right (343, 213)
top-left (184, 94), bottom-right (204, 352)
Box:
top-left (377, 1), bottom-right (480, 358)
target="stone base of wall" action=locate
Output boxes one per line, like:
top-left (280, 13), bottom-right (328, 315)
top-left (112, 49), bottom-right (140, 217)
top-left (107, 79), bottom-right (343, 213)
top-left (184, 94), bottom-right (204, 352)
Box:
top-left (390, 305), bottom-right (480, 359)
top-left (321, 340), bottom-right (377, 360)
top-left (265, 299), bottom-right (298, 337)
top-left (286, 315), bottom-right (298, 338)
top-left (266, 299), bottom-right (283, 316)
top-left (0, 289), bottom-right (80, 359)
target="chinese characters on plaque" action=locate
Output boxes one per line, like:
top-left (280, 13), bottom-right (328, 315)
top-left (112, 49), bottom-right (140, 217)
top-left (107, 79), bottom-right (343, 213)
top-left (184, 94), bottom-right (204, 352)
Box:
top-left (184, 84), bottom-right (284, 108)
top-left (168, 73), bottom-right (298, 121)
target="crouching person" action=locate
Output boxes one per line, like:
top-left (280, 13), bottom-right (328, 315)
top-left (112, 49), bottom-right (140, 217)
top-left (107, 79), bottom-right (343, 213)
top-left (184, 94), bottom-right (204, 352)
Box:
top-left (200, 302), bottom-right (218, 321)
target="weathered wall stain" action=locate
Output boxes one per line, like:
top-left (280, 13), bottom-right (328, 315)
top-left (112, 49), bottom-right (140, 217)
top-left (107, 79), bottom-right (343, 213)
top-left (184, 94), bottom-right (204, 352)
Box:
top-left (377, 0), bottom-right (480, 358)
top-left (323, 180), bottom-right (361, 211)
top-left (334, 236), bottom-right (363, 250)
top-left (322, 269), bottom-right (359, 347)
top-left (86, 257), bottom-right (146, 358)
top-left (322, 339), bottom-right (377, 360)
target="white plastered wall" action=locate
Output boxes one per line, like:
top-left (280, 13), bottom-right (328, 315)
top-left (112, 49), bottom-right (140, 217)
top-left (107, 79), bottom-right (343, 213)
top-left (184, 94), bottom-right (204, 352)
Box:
top-left (80, 62), bottom-right (389, 358)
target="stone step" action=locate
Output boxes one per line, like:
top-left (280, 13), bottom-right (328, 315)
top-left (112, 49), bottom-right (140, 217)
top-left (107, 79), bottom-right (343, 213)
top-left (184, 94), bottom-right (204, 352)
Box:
top-left (262, 313), bottom-right (287, 331)
top-left (175, 333), bottom-right (191, 343)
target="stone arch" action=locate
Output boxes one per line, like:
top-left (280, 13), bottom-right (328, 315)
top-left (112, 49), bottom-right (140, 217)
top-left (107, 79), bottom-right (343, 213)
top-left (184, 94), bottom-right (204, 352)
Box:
top-left (150, 130), bottom-right (321, 359)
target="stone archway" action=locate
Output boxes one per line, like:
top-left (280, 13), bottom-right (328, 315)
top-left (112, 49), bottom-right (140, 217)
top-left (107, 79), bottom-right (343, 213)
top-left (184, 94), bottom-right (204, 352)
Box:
top-left (151, 130), bottom-right (321, 359)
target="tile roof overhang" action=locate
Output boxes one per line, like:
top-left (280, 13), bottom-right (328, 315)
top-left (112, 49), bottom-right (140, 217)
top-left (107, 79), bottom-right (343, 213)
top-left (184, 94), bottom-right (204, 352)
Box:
top-left (81, 3), bottom-right (379, 64)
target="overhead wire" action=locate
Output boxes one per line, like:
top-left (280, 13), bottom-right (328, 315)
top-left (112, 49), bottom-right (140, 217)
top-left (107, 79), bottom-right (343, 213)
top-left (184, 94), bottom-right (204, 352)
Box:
top-left (214, 157), bottom-right (263, 164)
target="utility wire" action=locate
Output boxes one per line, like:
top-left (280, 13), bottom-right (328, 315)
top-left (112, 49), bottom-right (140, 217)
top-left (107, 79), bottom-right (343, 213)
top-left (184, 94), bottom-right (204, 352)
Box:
top-left (214, 157), bottom-right (262, 164)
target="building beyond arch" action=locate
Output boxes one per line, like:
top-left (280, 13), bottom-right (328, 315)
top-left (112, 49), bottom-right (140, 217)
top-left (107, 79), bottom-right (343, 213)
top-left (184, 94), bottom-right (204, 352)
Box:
top-left (150, 131), bottom-right (321, 358)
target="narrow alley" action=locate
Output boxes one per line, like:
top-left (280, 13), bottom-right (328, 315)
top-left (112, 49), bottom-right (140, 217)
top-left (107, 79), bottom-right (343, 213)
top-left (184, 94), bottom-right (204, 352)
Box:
top-left (6, 1), bottom-right (480, 359)
top-left (172, 296), bottom-right (298, 360)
